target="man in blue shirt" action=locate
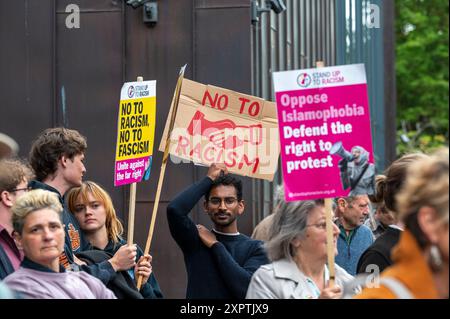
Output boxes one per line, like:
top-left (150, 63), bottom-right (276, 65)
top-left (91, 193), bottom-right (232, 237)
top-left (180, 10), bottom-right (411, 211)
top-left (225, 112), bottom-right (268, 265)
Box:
top-left (167, 163), bottom-right (269, 299)
top-left (334, 195), bottom-right (374, 276)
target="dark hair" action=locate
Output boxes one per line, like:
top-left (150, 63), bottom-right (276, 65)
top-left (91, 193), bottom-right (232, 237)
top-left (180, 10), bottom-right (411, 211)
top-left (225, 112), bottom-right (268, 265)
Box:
top-left (29, 127), bottom-right (87, 181)
top-left (370, 153), bottom-right (428, 213)
top-left (205, 175), bottom-right (243, 201)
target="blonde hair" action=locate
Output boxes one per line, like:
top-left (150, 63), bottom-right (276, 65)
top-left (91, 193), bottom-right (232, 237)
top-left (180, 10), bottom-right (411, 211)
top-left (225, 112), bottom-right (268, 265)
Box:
top-left (66, 181), bottom-right (124, 243)
top-left (397, 147), bottom-right (449, 230)
top-left (12, 189), bottom-right (63, 235)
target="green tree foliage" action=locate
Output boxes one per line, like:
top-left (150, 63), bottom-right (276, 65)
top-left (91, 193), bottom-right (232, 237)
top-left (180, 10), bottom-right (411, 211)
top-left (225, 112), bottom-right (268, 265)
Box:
top-left (395, 0), bottom-right (449, 155)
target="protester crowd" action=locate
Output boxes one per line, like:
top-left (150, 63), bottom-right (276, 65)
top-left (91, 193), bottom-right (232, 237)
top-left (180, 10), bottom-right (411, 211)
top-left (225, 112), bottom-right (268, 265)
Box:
top-left (0, 128), bottom-right (448, 299)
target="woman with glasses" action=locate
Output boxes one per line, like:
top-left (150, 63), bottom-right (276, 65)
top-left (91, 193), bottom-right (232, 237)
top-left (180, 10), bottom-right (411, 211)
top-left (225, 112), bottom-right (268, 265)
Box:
top-left (66, 181), bottom-right (163, 299)
top-left (246, 188), bottom-right (355, 299)
top-left (356, 148), bottom-right (448, 299)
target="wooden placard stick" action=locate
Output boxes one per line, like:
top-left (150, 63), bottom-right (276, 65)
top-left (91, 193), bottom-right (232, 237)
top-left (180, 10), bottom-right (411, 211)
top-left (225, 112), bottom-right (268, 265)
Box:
top-left (137, 65), bottom-right (187, 289)
top-left (324, 197), bottom-right (335, 287)
top-left (126, 76), bottom-right (144, 245)
top-left (316, 60), bottom-right (336, 287)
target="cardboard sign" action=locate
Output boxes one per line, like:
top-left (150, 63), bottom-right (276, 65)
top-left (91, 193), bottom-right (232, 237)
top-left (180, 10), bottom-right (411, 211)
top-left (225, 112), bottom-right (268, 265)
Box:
top-left (273, 64), bottom-right (375, 201)
top-left (114, 80), bottom-right (156, 186)
top-left (159, 79), bottom-right (279, 181)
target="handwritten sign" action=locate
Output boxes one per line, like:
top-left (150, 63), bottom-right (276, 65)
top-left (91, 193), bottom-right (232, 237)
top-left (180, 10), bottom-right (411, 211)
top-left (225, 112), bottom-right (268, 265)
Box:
top-left (159, 79), bottom-right (279, 181)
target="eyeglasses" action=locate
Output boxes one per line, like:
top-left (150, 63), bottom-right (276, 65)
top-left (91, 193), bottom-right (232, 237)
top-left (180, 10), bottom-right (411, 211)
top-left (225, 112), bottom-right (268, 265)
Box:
top-left (306, 218), bottom-right (339, 230)
top-left (208, 197), bottom-right (239, 208)
top-left (9, 187), bottom-right (31, 193)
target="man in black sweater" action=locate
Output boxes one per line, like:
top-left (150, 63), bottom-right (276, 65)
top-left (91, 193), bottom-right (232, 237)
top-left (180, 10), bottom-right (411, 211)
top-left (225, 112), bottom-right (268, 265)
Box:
top-left (167, 163), bottom-right (269, 299)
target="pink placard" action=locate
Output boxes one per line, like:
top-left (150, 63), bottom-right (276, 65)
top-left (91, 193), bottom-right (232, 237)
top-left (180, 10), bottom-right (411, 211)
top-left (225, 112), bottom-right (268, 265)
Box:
top-left (114, 156), bottom-right (151, 187)
top-left (274, 65), bottom-right (375, 201)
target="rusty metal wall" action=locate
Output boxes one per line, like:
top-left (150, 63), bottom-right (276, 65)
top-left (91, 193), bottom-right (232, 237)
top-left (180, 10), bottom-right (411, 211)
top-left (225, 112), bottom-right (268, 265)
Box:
top-left (0, 0), bottom-right (255, 298)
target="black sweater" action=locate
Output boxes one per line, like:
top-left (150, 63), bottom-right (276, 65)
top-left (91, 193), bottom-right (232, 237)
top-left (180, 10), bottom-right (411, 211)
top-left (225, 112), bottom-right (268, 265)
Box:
top-left (357, 226), bottom-right (401, 274)
top-left (167, 177), bottom-right (269, 299)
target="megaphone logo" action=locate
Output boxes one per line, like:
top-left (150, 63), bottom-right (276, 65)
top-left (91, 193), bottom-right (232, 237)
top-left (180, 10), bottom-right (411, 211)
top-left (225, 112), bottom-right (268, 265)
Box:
top-left (329, 141), bottom-right (354, 162)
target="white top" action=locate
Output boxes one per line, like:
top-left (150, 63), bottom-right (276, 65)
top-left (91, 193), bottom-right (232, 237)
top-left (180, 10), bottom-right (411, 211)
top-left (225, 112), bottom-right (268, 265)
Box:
top-left (212, 229), bottom-right (240, 236)
top-left (246, 259), bottom-right (355, 299)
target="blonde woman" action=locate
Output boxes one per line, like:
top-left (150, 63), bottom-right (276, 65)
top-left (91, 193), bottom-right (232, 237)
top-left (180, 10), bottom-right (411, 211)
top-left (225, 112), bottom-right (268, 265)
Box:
top-left (67, 181), bottom-right (163, 299)
top-left (356, 148), bottom-right (448, 298)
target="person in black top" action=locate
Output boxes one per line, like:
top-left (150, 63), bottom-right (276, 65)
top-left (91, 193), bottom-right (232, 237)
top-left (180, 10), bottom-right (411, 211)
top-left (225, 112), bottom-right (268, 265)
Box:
top-left (67, 180), bottom-right (163, 299)
top-left (28, 127), bottom-right (136, 284)
top-left (357, 153), bottom-right (428, 275)
top-left (167, 163), bottom-right (269, 299)
top-left (357, 223), bottom-right (402, 274)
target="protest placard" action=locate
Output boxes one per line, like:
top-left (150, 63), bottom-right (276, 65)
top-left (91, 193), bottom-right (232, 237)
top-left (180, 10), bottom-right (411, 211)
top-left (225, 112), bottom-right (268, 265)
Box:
top-left (273, 64), bottom-right (375, 201)
top-left (137, 65), bottom-right (186, 289)
top-left (159, 79), bottom-right (279, 181)
top-left (114, 80), bottom-right (156, 186)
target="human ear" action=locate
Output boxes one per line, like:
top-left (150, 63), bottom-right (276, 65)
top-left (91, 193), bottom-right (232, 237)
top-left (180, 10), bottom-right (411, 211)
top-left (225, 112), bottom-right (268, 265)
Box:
top-left (12, 231), bottom-right (23, 250)
top-left (337, 198), bottom-right (347, 212)
top-left (417, 206), bottom-right (440, 244)
top-left (237, 200), bottom-right (245, 216)
top-left (291, 237), bottom-right (302, 248)
top-left (59, 155), bottom-right (69, 168)
top-left (0, 190), bottom-right (13, 207)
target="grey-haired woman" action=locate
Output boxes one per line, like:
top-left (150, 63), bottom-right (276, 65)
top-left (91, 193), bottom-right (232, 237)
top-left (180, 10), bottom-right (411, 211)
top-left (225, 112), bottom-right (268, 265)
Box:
top-left (246, 191), bottom-right (354, 299)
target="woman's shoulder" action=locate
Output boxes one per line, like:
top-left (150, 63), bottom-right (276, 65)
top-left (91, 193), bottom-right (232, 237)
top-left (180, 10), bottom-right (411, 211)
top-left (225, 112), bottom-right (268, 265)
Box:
top-left (3, 267), bottom-right (30, 283)
top-left (335, 264), bottom-right (355, 283)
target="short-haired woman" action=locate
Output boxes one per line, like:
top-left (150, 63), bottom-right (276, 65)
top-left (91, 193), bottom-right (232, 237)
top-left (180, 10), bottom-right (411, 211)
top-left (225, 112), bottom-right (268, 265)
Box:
top-left (3, 189), bottom-right (116, 299)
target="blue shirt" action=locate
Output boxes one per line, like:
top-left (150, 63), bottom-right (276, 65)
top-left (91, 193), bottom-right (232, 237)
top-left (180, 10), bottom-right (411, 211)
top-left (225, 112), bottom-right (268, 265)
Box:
top-left (335, 223), bottom-right (374, 275)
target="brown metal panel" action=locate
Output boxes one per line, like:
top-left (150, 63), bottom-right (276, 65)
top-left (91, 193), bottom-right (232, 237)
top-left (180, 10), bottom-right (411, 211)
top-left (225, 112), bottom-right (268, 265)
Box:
top-left (125, 0), bottom-right (196, 203)
top-left (55, 6), bottom-right (125, 221)
top-left (56, 0), bottom-right (121, 12)
top-left (193, 0), bottom-right (255, 237)
top-left (0, 0), bottom-right (54, 156)
top-left (194, 0), bottom-right (251, 8)
top-left (194, 0), bottom-right (252, 93)
top-left (125, 0), bottom-right (196, 298)
top-left (134, 201), bottom-right (187, 298)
